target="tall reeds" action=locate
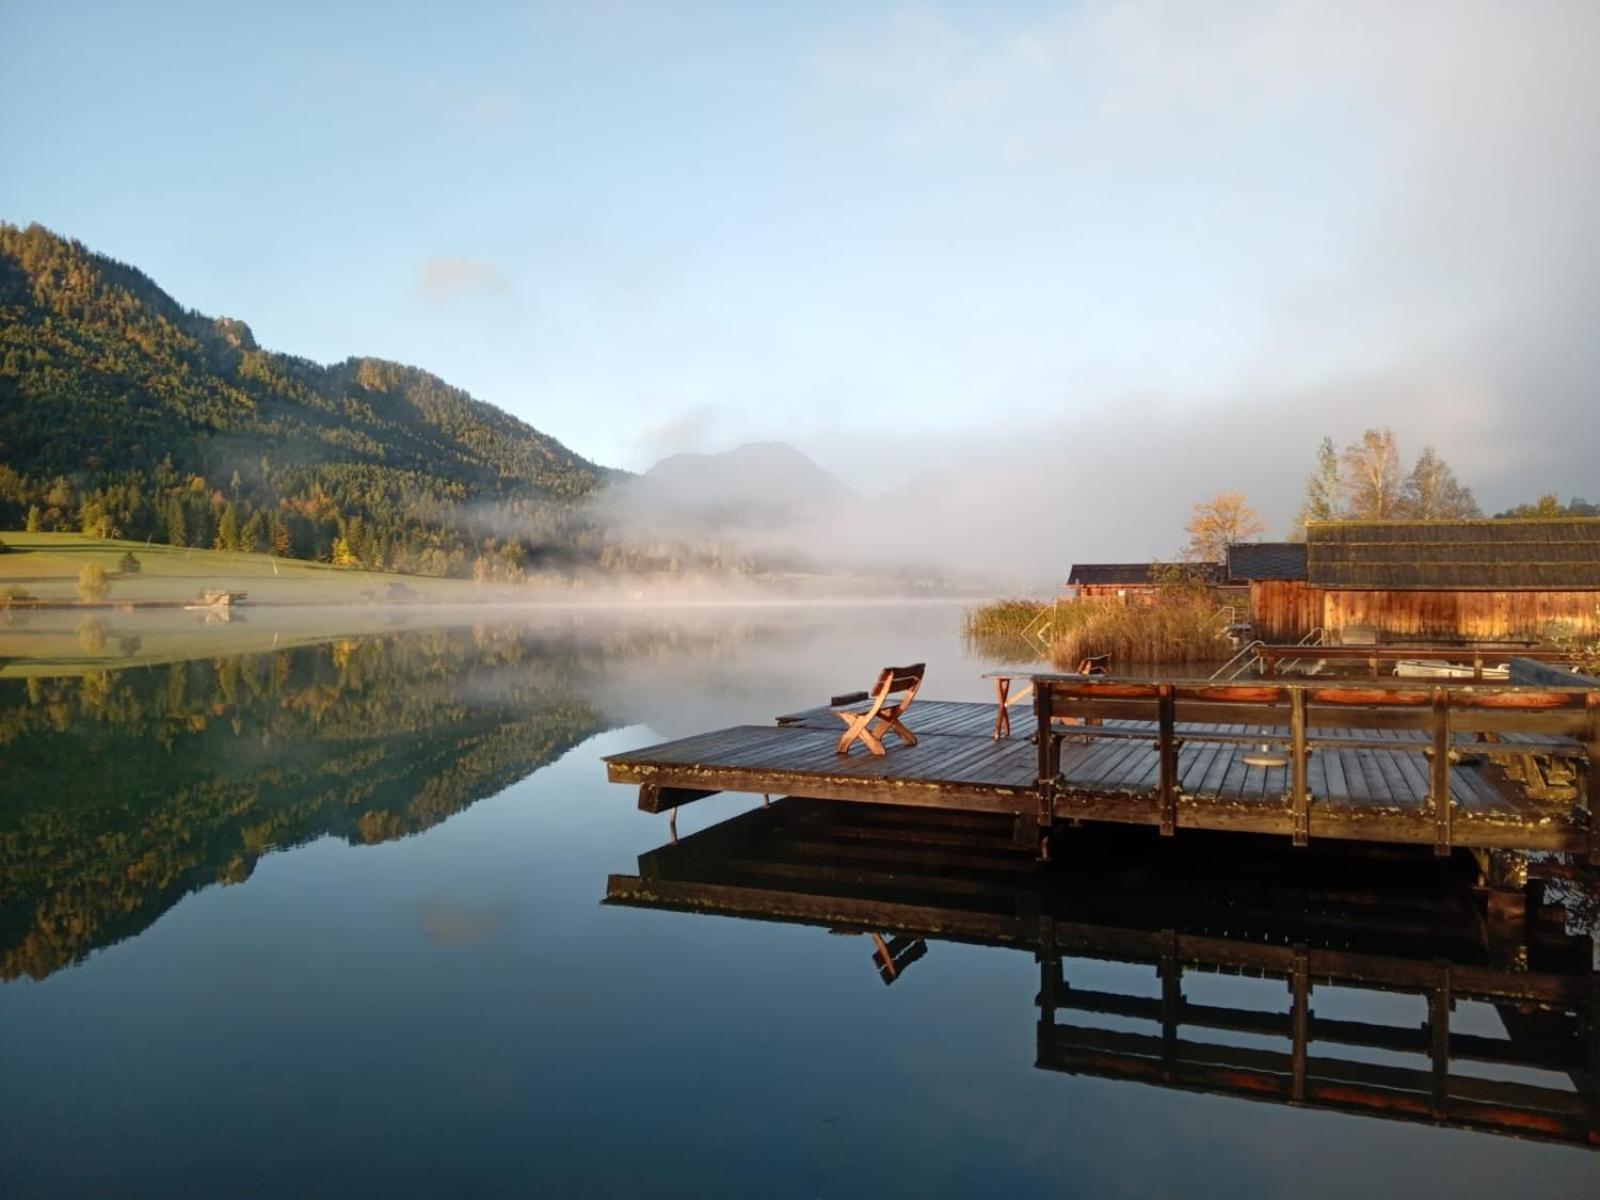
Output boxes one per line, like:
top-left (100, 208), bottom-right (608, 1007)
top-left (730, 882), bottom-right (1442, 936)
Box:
top-left (1049, 594), bottom-right (1229, 667)
top-left (965, 593), bottom-right (1231, 666)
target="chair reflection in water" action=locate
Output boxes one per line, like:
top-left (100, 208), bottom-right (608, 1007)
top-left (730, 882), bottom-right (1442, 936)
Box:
top-left (607, 797), bottom-right (1600, 1149)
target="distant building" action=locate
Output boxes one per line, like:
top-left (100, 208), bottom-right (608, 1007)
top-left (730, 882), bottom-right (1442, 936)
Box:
top-left (1238, 520), bottom-right (1600, 643)
top-left (1066, 562), bottom-right (1229, 602)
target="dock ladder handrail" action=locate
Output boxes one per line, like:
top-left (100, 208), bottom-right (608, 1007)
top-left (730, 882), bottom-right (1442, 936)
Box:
top-left (1021, 600), bottom-right (1059, 657)
top-left (1210, 639), bottom-right (1265, 681)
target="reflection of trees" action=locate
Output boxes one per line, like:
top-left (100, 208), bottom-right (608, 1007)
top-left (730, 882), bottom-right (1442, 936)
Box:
top-left (0, 626), bottom-right (634, 982)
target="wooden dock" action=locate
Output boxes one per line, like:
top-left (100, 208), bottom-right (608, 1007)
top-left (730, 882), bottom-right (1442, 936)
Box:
top-left (604, 675), bottom-right (1598, 861)
top-left (606, 799), bottom-right (1600, 1148)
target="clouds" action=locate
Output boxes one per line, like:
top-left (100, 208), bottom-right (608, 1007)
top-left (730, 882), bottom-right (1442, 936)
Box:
top-left (416, 256), bottom-right (510, 304)
top-left (785, 2), bottom-right (1600, 521)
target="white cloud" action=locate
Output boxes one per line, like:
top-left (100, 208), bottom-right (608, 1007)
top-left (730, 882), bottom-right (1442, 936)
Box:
top-left (416, 256), bottom-right (511, 304)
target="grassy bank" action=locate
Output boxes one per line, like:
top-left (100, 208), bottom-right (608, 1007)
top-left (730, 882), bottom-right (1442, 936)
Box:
top-left (0, 531), bottom-right (487, 605)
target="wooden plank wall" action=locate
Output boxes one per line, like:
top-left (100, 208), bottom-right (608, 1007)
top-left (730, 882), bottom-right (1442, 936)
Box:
top-left (1250, 580), bottom-right (1324, 642)
top-left (1251, 582), bottom-right (1600, 643)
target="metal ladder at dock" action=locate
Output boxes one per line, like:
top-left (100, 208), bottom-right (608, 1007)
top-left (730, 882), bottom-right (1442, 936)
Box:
top-left (1209, 627), bottom-right (1326, 682)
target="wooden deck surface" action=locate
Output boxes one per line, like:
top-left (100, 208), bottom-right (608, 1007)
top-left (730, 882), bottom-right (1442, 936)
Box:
top-left (605, 699), bottom-right (1586, 851)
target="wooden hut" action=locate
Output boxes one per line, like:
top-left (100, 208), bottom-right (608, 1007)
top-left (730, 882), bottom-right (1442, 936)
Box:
top-left (1067, 562), bottom-right (1228, 603)
top-left (1242, 520), bottom-right (1600, 644)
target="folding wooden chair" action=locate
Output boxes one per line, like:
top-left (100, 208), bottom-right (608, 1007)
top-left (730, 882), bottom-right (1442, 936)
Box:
top-left (832, 663), bottom-right (924, 756)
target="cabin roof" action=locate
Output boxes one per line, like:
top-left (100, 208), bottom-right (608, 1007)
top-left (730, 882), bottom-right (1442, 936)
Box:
top-left (1068, 562), bottom-right (1226, 586)
top-left (1225, 542), bottom-right (1308, 582)
top-left (1305, 519), bottom-right (1600, 590)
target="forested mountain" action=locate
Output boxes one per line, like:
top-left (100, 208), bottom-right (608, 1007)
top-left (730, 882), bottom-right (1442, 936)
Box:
top-left (0, 223), bottom-right (612, 577)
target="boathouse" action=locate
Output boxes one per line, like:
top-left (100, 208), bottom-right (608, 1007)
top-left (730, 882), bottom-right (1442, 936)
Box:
top-left (1242, 519), bottom-right (1600, 643)
top-left (1067, 561), bottom-right (1229, 602)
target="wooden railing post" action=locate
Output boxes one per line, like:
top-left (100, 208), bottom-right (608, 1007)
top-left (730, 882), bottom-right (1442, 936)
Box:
top-left (1431, 687), bottom-right (1452, 856)
top-left (1034, 679), bottom-right (1056, 843)
top-left (1289, 687), bottom-right (1309, 847)
top-left (1034, 679), bottom-right (1054, 780)
top-left (1157, 683), bottom-right (1177, 836)
top-left (1587, 693), bottom-right (1600, 867)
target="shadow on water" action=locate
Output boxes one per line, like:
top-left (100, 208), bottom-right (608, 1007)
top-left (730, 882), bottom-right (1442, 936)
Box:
top-left (608, 798), bottom-right (1600, 1150)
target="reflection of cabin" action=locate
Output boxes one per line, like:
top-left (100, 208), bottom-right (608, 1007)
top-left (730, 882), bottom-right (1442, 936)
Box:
top-left (1243, 520), bottom-right (1600, 644)
top-left (1067, 562), bottom-right (1228, 602)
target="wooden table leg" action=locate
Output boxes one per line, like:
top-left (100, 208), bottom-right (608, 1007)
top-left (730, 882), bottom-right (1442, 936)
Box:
top-left (994, 676), bottom-right (1011, 739)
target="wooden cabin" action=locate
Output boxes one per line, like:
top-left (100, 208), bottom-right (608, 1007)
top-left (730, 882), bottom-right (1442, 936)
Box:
top-left (1241, 520), bottom-right (1600, 644)
top-left (1066, 561), bottom-right (1229, 603)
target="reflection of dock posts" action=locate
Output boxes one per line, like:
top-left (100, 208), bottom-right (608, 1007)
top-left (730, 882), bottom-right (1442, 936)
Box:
top-left (1036, 914), bottom-right (1060, 1072)
top-left (1159, 930), bottom-right (1180, 1080)
top-left (1430, 960), bottom-right (1453, 1121)
top-left (1290, 945), bottom-right (1310, 1102)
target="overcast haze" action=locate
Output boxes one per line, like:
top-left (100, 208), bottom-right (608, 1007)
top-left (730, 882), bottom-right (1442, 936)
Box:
top-left (4, 1), bottom-right (1597, 574)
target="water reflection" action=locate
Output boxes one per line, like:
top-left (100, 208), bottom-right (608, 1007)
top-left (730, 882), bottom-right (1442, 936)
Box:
top-left (0, 625), bottom-right (629, 981)
top-left (608, 799), bottom-right (1600, 1149)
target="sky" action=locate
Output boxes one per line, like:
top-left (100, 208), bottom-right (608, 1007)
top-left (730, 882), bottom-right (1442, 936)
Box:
top-left (3, 1), bottom-right (1598, 566)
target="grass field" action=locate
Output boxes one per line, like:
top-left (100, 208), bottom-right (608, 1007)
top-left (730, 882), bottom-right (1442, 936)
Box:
top-left (0, 531), bottom-right (480, 605)
top-left (0, 532), bottom-right (498, 677)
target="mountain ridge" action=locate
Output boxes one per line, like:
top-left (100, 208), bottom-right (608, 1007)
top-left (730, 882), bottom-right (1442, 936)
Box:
top-left (0, 222), bottom-right (611, 575)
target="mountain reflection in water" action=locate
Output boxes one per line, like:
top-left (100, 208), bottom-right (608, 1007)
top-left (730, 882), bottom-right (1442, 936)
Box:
top-left (608, 798), bottom-right (1600, 1150)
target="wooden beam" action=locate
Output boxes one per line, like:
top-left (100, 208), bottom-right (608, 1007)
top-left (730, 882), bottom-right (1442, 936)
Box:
top-left (637, 784), bottom-right (720, 813)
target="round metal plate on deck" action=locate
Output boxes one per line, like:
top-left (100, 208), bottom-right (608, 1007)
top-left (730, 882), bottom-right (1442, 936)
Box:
top-left (1243, 753), bottom-right (1288, 768)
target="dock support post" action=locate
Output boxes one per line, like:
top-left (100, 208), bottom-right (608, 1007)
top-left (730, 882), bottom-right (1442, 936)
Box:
top-left (1475, 850), bottom-right (1530, 923)
top-left (1289, 688), bottom-right (1309, 847)
top-left (1431, 687), bottom-right (1452, 856)
top-left (1157, 684), bottom-right (1178, 837)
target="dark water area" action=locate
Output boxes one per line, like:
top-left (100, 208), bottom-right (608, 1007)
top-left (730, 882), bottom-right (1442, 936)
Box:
top-left (2, 605), bottom-right (1596, 1196)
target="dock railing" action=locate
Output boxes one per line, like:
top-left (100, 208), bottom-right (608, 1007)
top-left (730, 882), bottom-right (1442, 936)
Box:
top-left (1259, 644), bottom-right (1577, 680)
top-left (1031, 675), bottom-right (1600, 858)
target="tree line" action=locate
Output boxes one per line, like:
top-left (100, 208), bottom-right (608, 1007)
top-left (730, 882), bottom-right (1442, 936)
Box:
top-left (1178, 428), bottom-right (1596, 561)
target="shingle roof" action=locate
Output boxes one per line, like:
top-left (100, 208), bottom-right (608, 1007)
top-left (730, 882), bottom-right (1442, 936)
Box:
top-left (1225, 542), bottom-right (1308, 582)
top-left (1068, 562), bottom-right (1226, 586)
top-left (1305, 519), bottom-right (1600, 590)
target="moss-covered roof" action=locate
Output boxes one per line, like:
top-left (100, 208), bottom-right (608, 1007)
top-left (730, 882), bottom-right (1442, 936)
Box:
top-left (1305, 519), bottom-right (1600, 589)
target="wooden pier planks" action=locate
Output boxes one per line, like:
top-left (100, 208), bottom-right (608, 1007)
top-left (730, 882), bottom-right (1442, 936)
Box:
top-left (605, 699), bottom-right (1587, 851)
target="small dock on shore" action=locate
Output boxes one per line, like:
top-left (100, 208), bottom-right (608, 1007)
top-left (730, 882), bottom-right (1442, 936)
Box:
top-left (604, 673), bottom-right (1599, 865)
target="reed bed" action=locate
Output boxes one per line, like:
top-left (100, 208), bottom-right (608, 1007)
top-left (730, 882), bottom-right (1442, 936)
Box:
top-left (961, 598), bottom-right (1052, 640)
top-left (965, 594), bottom-right (1232, 666)
top-left (1048, 595), bottom-right (1230, 668)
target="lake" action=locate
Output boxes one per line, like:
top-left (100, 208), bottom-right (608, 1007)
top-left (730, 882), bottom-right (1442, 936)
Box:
top-left (2, 604), bottom-right (1596, 1196)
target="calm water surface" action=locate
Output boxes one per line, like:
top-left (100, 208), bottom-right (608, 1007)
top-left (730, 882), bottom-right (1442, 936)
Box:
top-left (2, 605), bottom-right (1596, 1196)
